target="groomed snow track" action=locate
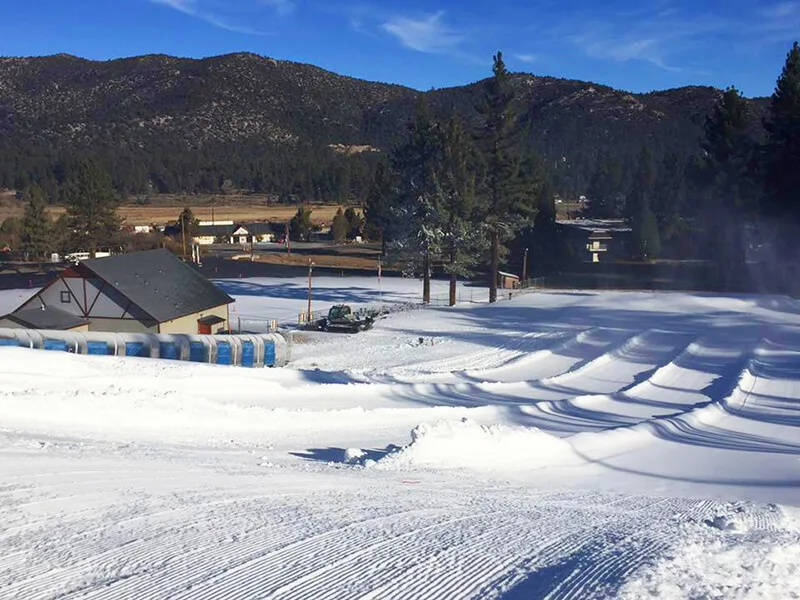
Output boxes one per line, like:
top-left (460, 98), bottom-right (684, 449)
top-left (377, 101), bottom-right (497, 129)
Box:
top-left (2, 288), bottom-right (800, 599)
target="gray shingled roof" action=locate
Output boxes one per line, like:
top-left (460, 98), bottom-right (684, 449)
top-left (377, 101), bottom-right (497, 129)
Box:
top-left (5, 306), bottom-right (89, 330)
top-left (80, 249), bottom-right (233, 323)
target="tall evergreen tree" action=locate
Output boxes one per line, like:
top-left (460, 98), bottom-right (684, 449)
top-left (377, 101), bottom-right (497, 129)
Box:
top-left (332, 208), bottom-right (349, 243)
top-left (627, 148), bottom-right (661, 260)
top-left (436, 115), bottom-right (486, 306)
top-left (364, 160), bottom-right (393, 252)
top-left (702, 87), bottom-right (757, 287)
top-left (289, 205), bottom-right (314, 241)
top-left (343, 207), bottom-right (364, 237)
top-left (586, 152), bottom-right (625, 219)
top-left (19, 183), bottom-right (50, 261)
top-left (652, 152), bottom-right (688, 247)
top-left (476, 52), bottom-right (537, 302)
top-left (177, 207), bottom-right (200, 237)
top-left (387, 98), bottom-right (443, 304)
top-left (61, 160), bottom-right (121, 257)
top-left (764, 42), bottom-right (800, 228)
top-left (530, 177), bottom-right (559, 274)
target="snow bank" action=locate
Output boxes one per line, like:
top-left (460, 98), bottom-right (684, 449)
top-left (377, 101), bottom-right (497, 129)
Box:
top-left (619, 509), bottom-right (800, 600)
top-left (374, 418), bottom-right (579, 472)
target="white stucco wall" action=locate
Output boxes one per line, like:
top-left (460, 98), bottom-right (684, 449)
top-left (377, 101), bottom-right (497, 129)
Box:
top-left (158, 304), bottom-right (229, 334)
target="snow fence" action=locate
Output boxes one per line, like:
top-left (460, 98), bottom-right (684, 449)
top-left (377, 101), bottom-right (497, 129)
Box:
top-left (0, 329), bottom-right (289, 368)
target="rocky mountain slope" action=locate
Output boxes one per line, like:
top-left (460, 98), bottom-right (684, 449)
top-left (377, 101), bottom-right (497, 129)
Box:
top-left (0, 52), bottom-right (767, 196)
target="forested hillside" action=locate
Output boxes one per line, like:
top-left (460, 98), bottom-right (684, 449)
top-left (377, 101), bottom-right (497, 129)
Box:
top-left (0, 52), bottom-right (767, 201)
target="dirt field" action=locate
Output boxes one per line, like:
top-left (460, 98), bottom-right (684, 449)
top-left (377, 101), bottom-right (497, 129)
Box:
top-left (248, 250), bottom-right (382, 271)
top-left (0, 192), bottom-right (352, 226)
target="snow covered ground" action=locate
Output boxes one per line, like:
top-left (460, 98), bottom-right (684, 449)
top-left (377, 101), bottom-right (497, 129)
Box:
top-left (214, 275), bottom-right (484, 326)
top-left (2, 279), bottom-right (800, 599)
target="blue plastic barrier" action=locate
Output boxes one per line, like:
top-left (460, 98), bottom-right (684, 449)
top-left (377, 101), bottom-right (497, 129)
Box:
top-left (264, 342), bottom-right (276, 367)
top-left (217, 342), bottom-right (232, 365)
top-left (87, 341), bottom-right (110, 356)
top-left (125, 342), bottom-right (148, 357)
top-left (159, 342), bottom-right (180, 360)
top-left (0, 329), bottom-right (287, 367)
top-left (241, 341), bottom-right (255, 367)
top-left (44, 339), bottom-right (68, 352)
top-left (189, 341), bottom-right (207, 363)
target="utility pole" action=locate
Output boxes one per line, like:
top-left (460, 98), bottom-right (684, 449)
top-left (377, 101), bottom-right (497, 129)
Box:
top-left (378, 256), bottom-right (383, 307)
top-left (522, 248), bottom-right (529, 287)
top-left (285, 223), bottom-right (291, 255)
top-left (307, 260), bottom-right (314, 322)
top-left (181, 212), bottom-right (187, 258)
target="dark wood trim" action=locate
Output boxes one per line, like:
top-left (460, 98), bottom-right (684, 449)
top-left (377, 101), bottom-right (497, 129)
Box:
top-left (75, 264), bottom-right (160, 323)
top-left (82, 279), bottom-right (88, 315)
top-left (121, 298), bottom-right (134, 319)
top-left (63, 277), bottom-right (83, 309)
top-left (86, 279), bottom-right (107, 316)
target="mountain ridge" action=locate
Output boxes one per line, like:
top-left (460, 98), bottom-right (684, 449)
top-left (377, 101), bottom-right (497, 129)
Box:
top-left (0, 52), bottom-right (768, 197)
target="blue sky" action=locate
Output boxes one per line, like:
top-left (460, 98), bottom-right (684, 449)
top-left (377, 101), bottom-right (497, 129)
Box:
top-left (3, 0), bottom-right (799, 97)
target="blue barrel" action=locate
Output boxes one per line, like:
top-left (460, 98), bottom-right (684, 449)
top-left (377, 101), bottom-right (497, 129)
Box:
top-left (159, 342), bottom-right (180, 360)
top-left (44, 339), bottom-right (68, 352)
top-left (263, 342), bottom-right (276, 367)
top-left (217, 342), bottom-right (232, 365)
top-left (87, 341), bottom-right (110, 356)
top-left (125, 342), bottom-right (149, 357)
top-left (189, 341), bottom-right (207, 363)
top-left (0, 338), bottom-right (18, 347)
top-left (241, 341), bottom-right (255, 367)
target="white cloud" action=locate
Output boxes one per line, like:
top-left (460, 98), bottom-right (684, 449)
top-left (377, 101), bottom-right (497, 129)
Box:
top-left (762, 1), bottom-right (800, 19)
top-left (149, 0), bottom-right (197, 15)
top-left (513, 53), bottom-right (538, 64)
top-left (260, 0), bottom-right (296, 16)
top-left (381, 11), bottom-right (465, 54)
top-left (147, 0), bottom-right (269, 35)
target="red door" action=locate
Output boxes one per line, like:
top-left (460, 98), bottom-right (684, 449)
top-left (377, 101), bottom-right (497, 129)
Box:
top-left (198, 322), bottom-right (211, 334)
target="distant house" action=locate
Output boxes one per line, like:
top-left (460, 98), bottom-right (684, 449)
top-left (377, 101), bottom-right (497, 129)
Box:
top-left (192, 221), bottom-right (235, 246)
top-left (190, 221), bottom-right (280, 246)
top-left (230, 222), bottom-right (278, 245)
top-left (0, 249), bottom-right (234, 334)
top-left (557, 219), bottom-right (632, 263)
top-left (498, 271), bottom-right (521, 289)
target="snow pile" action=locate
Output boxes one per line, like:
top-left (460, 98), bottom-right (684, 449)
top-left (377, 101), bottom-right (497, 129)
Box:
top-left (375, 418), bottom-right (578, 472)
top-left (619, 512), bottom-right (800, 600)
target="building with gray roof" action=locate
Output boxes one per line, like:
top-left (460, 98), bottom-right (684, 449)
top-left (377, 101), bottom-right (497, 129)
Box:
top-left (0, 250), bottom-right (234, 334)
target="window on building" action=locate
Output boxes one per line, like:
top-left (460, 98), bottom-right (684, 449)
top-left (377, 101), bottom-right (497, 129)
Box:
top-left (60, 291), bottom-right (71, 303)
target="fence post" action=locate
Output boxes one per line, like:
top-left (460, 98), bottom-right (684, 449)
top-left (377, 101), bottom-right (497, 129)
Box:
top-left (238, 317), bottom-right (241, 334)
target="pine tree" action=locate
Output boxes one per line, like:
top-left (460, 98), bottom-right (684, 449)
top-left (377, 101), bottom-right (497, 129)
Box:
top-left (764, 42), bottom-right (800, 228)
top-left (364, 160), bottom-right (393, 252)
top-left (702, 87), bottom-right (757, 288)
top-left (177, 207), bottom-right (200, 237)
top-left (332, 208), bottom-right (349, 243)
top-left (627, 148), bottom-right (661, 260)
top-left (289, 205), bottom-right (314, 241)
top-left (530, 177), bottom-right (559, 274)
top-left (586, 152), bottom-right (625, 219)
top-left (387, 98), bottom-right (443, 304)
top-left (61, 160), bottom-right (121, 257)
top-left (19, 183), bottom-right (50, 261)
top-left (652, 152), bottom-right (688, 245)
top-left (436, 115), bottom-right (486, 306)
top-left (476, 52), bottom-right (537, 302)
top-left (343, 207), bottom-right (364, 237)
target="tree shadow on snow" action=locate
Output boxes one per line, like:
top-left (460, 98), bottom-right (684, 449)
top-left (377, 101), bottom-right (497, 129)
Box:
top-left (290, 446), bottom-right (400, 464)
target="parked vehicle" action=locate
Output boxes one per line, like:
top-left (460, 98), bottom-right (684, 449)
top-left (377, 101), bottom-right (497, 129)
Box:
top-left (311, 304), bottom-right (374, 333)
